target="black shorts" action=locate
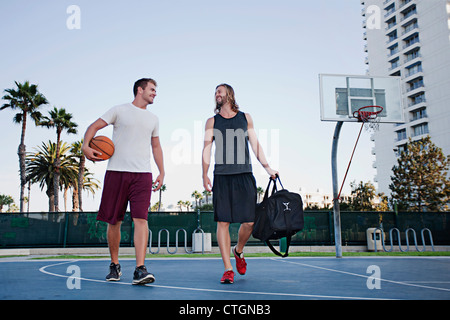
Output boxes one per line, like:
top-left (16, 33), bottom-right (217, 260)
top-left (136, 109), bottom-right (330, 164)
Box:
top-left (212, 173), bottom-right (257, 223)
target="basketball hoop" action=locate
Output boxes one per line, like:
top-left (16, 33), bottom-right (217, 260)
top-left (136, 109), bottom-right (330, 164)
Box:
top-left (353, 105), bottom-right (383, 131)
top-left (334, 105), bottom-right (384, 201)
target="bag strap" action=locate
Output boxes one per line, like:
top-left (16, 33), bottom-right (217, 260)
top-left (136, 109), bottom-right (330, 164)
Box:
top-left (264, 174), bottom-right (292, 258)
top-left (262, 177), bottom-right (277, 201)
top-left (275, 174), bottom-right (284, 189)
top-left (265, 235), bottom-right (292, 258)
top-left (262, 174), bottom-right (284, 201)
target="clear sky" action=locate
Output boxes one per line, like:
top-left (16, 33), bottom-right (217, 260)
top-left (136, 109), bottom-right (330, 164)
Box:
top-left (0, 0), bottom-right (377, 212)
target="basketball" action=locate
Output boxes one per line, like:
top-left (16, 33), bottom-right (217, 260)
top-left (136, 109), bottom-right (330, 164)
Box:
top-left (89, 136), bottom-right (115, 161)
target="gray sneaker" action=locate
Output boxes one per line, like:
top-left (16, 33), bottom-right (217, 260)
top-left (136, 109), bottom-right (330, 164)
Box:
top-left (132, 265), bottom-right (155, 285)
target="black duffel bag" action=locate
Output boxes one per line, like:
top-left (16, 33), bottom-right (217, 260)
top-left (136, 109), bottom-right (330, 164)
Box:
top-left (252, 175), bottom-right (304, 257)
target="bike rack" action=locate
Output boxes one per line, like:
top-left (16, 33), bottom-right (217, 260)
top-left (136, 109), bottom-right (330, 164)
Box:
top-left (148, 209), bottom-right (206, 255)
top-left (148, 227), bottom-right (205, 255)
top-left (373, 227), bottom-right (435, 252)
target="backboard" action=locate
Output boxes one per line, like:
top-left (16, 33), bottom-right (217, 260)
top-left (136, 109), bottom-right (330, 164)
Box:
top-left (319, 74), bottom-right (404, 123)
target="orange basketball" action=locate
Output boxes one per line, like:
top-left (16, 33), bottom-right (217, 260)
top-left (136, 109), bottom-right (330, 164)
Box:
top-left (89, 136), bottom-right (115, 161)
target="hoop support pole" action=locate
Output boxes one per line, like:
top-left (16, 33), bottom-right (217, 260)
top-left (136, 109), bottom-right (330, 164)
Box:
top-left (335, 122), bottom-right (365, 201)
top-left (331, 121), bottom-right (343, 258)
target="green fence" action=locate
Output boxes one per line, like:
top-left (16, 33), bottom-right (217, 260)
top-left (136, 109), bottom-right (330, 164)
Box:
top-left (0, 211), bottom-right (449, 248)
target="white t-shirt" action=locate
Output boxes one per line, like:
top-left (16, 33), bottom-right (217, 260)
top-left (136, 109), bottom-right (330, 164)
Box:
top-left (101, 103), bottom-right (159, 173)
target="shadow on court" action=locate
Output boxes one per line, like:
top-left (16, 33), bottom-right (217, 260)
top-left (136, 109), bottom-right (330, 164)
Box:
top-left (1, 257), bottom-right (449, 300)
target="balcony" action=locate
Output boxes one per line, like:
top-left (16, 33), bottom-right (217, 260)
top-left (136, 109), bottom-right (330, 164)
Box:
top-left (404, 64), bottom-right (423, 80)
top-left (406, 80), bottom-right (425, 94)
top-left (403, 36), bottom-right (420, 50)
top-left (401, 22), bottom-right (419, 37)
top-left (404, 50), bottom-right (421, 64)
top-left (384, 8), bottom-right (396, 20)
top-left (383, 0), bottom-right (395, 8)
top-left (408, 96), bottom-right (426, 108)
top-left (399, 0), bottom-right (415, 10)
top-left (410, 110), bottom-right (428, 123)
top-left (411, 123), bottom-right (429, 137)
top-left (400, 8), bottom-right (417, 25)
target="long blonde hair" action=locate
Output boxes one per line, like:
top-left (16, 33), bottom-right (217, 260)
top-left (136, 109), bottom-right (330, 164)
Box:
top-left (215, 83), bottom-right (239, 114)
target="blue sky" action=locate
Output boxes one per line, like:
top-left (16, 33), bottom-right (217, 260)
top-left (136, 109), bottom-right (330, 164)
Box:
top-left (0, 0), bottom-right (377, 212)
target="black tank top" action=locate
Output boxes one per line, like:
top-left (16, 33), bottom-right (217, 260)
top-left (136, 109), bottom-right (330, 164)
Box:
top-left (213, 111), bottom-right (252, 175)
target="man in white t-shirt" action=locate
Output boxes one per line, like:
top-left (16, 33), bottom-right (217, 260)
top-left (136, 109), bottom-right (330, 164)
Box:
top-left (82, 78), bottom-right (165, 285)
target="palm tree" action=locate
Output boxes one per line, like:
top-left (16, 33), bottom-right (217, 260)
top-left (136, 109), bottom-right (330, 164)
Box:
top-left (26, 141), bottom-right (78, 212)
top-left (70, 140), bottom-right (86, 211)
top-left (1, 81), bottom-right (48, 212)
top-left (191, 190), bottom-right (203, 209)
top-left (40, 107), bottom-right (78, 211)
top-left (79, 171), bottom-right (100, 199)
top-left (152, 183), bottom-right (167, 211)
top-left (202, 190), bottom-right (212, 205)
top-left (257, 187), bottom-right (264, 203)
top-left (158, 184), bottom-right (166, 211)
top-left (72, 171), bottom-right (100, 225)
top-left (177, 200), bottom-right (184, 211)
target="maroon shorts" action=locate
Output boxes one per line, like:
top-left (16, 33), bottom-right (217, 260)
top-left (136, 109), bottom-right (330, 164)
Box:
top-left (97, 171), bottom-right (153, 225)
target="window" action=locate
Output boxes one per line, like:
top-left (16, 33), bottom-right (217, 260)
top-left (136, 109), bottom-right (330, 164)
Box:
top-left (411, 93), bottom-right (426, 105)
top-left (407, 77), bottom-right (424, 91)
top-left (406, 62), bottom-right (422, 77)
top-left (403, 20), bottom-right (418, 34)
top-left (413, 123), bottom-right (429, 136)
top-left (405, 48), bottom-right (421, 62)
top-left (411, 108), bottom-right (427, 121)
top-left (387, 30), bottom-right (398, 43)
top-left (402, 5), bottom-right (417, 20)
top-left (385, 3), bottom-right (396, 18)
top-left (390, 58), bottom-right (400, 70)
top-left (387, 17), bottom-right (397, 30)
top-left (403, 34), bottom-right (419, 49)
top-left (398, 144), bottom-right (407, 154)
top-left (389, 44), bottom-right (399, 56)
top-left (396, 129), bottom-right (407, 141)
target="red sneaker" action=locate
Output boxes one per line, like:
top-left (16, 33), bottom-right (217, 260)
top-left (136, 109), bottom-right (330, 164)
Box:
top-left (220, 270), bottom-right (235, 284)
top-left (233, 246), bottom-right (247, 275)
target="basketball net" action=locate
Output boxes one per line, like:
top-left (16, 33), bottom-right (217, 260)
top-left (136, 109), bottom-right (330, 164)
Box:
top-left (354, 106), bottom-right (383, 132)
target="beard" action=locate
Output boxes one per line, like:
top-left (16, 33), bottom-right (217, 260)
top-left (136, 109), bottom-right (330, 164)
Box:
top-left (216, 95), bottom-right (225, 108)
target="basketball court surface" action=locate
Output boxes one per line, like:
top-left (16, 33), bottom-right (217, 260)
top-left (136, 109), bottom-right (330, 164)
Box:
top-left (1, 256), bottom-right (449, 300)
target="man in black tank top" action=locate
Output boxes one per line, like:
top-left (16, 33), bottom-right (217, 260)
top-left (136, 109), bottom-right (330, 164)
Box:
top-left (202, 83), bottom-right (278, 284)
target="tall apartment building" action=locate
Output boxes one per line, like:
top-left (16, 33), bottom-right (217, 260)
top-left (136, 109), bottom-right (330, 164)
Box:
top-left (361, 0), bottom-right (450, 196)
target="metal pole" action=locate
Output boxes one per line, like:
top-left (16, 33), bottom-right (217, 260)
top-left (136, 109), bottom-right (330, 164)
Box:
top-left (331, 121), bottom-right (343, 258)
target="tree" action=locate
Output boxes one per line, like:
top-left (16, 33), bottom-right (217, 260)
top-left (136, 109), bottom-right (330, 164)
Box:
top-left (1, 81), bottom-right (48, 212)
top-left (257, 187), bottom-right (264, 203)
top-left (191, 190), bottom-right (203, 209)
top-left (375, 192), bottom-right (389, 212)
top-left (155, 184), bottom-right (166, 211)
top-left (177, 200), bottom-right (184, 211)
top-left (202, 190), bottom-right (211, 205)
top-left (150, 202), bottom-right (162, 212)
top-left (184, 200), bottom-right (191, 211)
top-left (40, 107), bottom-right (78, 211)
top-left (389, 136), bottom-right (450, 212)
top-left (0, 194), bottom-right (14, 213)
top-left (350, 180), bottom-right (376, 211)
top-left (70, 140), bottom-right (86, 211)
top-left (26, 141), bottom-right (78, 212)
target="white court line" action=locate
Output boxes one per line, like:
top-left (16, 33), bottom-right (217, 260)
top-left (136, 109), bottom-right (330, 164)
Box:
top-left (271, 258), bottom-right (450, 293)
top-left (38, 260), bottom-right (393, 300)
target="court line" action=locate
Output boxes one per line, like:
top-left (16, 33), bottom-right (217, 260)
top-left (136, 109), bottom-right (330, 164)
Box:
top-left (38, 260), bottom-right (393, 300)
top-left (271, 258), bottom-right (450, 293)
